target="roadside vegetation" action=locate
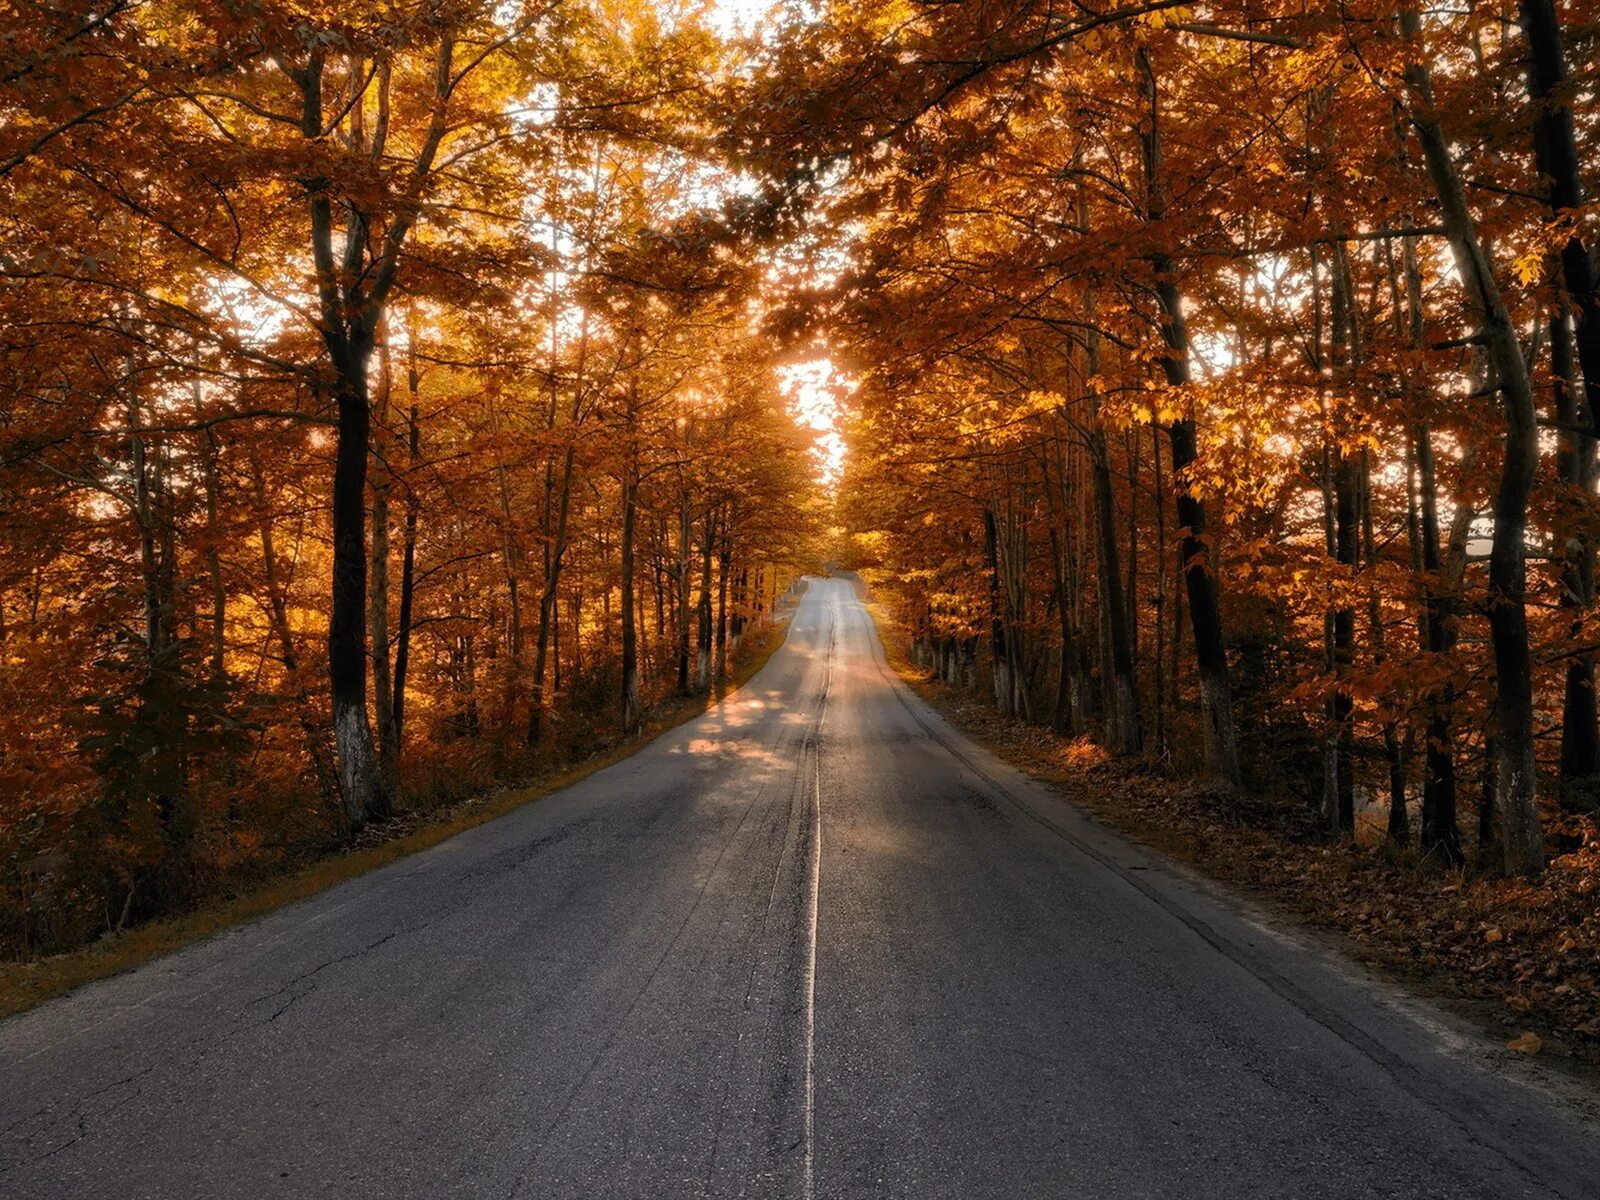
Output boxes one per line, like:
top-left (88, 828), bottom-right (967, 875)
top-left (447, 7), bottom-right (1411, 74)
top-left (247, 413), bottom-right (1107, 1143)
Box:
top-left (6, 0), bottom-right (1600, 1055)
top-left (2, 4), bottom-right (824, 972)
top-left (878, 609), bottom-right (1600, 1067)
top-left (0, 600), bottom-right (796, 1018)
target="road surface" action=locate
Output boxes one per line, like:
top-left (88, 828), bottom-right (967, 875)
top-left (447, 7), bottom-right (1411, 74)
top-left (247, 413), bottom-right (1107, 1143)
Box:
top-left (3, 577), bottom-right (1596, 1198)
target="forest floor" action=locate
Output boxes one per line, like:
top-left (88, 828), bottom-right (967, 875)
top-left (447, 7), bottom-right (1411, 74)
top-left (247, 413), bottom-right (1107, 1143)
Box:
top-left (0, 606), bottom-right (798, 1021)
top-left (867, 607), bottom-right (1600, 1081)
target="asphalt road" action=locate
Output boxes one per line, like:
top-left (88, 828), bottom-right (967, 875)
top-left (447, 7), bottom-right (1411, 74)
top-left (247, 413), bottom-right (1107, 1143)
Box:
top-left (3, 577), bottom-right (1597, 1199)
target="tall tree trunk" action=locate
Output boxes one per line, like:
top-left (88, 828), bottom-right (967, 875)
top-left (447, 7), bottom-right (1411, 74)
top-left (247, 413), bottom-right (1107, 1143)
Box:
top-left (1330, 239), bottom-right (1360, 835)
top-left (620, 387), bottom-right (642, 734)
top-left (1139, 46), bottom-right (1241, 787)
top-left (296, 42), bottom-right (451, 831)
top-left (1090, 414), bottom-right (1142, 755)
top-left (1520, 0), bottom-right (1600, 438)
top-left (1403, 8), bottom-right (1544, 875)
top-left (1523, 11), bottom-right (1600, 801)
top-left (391, 401), bottom-right (420, 752)
top-left (1080, 288), bottom-right (1142, 755)
top-left (1363, 445), bottom-right (1407, 844)
top-left (528, 444), bottom-right (577, 745)
top-left (676, 492), bottom-right (693, 694)
top-left (328, 360), bottom-right (389, 828)
top-left (487, 387), bottom-right (523, 718)
top-left (369, 337), bottom-right (395, 791)
top-left (983, 507), bottom-right (1013, 715)
top-left (199, 427), bottom-right (227, 686)
top-left (1552, 304), bottom-right (1600, 807)
top-left (715, 522), bottom-right (731, 685)
top-left (1416, 425), bottom-right (1465, 863)
top-left (696, 508), bottom-right (715, 693)
top-left (1151, 423), bottom-right (1169, 754)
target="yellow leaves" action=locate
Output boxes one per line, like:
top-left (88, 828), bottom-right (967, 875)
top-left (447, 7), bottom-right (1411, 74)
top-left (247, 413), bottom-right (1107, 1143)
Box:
top-left (1510, 207), bottom-right (1600, 286)
top-left (1513, 248), bottom-right (1546, 288)
top-left (1136, 5), bottom-right (1194, 30)
top-left (1139, 384), bottom-right (1189, 427)
top-left (1022, 388), bottom-right (1065, 416)
top-left (864, 0), bottom-right (921, 38)
top-left (1506, 1031), bottom-right (1543, 1055)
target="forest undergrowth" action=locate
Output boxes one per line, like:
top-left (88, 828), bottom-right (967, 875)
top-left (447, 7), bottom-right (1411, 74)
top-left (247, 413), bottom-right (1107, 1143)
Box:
top-left (0, 607), bottom-right (795, 1020)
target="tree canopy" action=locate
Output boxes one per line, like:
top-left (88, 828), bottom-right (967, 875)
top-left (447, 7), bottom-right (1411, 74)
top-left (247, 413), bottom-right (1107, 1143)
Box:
top-left (2, 0), bottom-right (1598, 961)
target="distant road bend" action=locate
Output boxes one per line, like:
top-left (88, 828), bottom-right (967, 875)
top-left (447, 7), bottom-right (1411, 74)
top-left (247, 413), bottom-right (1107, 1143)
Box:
top-left (3, 577), bottom-right (1597, 1199)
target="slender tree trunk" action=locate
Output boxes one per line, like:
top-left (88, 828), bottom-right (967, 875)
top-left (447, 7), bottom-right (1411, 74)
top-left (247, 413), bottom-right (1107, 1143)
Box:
top-left (369, 338), bottom-right (396, 791)
top-left (620, 396), bottom-right (641, 734)
top-left (695, 509), bottom-right (715, 693)
top-left (199, 427), bottom-right (227, 686)
top-left (676, 492), bottom-right (693, 694)
top-left (1152, 424), bottom-right (1169, 752)
top-left (1090, 417), bottom-right (1142, 755)
top-left (715, 523), bottom-right (731, 685)
top-left (487, 389), bottom-right (523, 717)
top-left (1480, 735), bottom-right (1499, 871)
top-left (1139, 46), bottom-right (1241, 788)
top-left (392, 402), bottom-right (420, 751)
top-left (983, 507), bottom-right (1013, 715)
top-left (1403, 10), bottom-right (1543, 875)
top-left (1330, 240), bottom-right (1360, 834)
top-left (1552, 304), bottom-right (1599, 806)
top-left (1416, 426), bottom-right (1465, 863)
top-left (528, 444), bottom-right (577, 745)
top-left (1081, 294), bottom-right (1142, 755)
top-left (1363, 446), bottom-right (1407, 844)
top-left (1520, 0), bottom-right (1600, 439)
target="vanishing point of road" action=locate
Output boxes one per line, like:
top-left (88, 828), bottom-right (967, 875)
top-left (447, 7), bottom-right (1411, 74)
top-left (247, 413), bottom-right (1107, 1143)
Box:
top-left (3, 578), bottom-right (1597, 1198)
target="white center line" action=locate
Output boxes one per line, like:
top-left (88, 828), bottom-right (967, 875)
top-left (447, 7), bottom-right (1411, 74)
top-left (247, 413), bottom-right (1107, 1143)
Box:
top-left (801, 592), bottom-right (836, 1200)
top-left (803, 761), bottom-right (821, 1200)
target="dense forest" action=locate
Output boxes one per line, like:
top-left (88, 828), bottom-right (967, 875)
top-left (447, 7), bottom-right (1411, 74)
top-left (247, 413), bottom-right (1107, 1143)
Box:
top-left (3, 0), bottom-right (1599, 973)
top-left (805, 2), bottom-right (1600, 883)
top-left (0, 1), bottom-right (823, 958)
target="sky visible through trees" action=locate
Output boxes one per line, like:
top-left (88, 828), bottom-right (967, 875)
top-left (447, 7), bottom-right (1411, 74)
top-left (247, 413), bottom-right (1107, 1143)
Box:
top-left (2, 0), bottom-right (1600, 1003)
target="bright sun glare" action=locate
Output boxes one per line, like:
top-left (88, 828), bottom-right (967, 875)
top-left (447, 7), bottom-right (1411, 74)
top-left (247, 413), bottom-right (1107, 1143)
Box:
top-left (779, 358), bottom-right (852, 488)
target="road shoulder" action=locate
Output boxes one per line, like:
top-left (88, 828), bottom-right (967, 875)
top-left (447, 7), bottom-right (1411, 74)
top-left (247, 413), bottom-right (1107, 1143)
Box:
top-left (859, 598), bottom-right (1600, 1111)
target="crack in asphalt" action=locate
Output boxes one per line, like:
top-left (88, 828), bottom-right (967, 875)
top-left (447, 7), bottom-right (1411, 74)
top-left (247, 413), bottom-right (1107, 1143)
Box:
top-left (0, 1065), bottom-right (155, 1174)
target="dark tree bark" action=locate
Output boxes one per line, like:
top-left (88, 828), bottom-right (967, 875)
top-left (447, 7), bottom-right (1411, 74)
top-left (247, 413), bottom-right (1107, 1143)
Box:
top-left (198, 427), bottom-right (227, 687)
top-left (1403, 9), bottom-right (1544, 875)
top-left (1329, 241), bottom-right (1360, 835)
top-left (620, 378), bottom-right (642, 734)
top-left (1520, 1), bottom-right (1600, 808)
top-left (1551, 306), bottom-right (1600, 805)
top-left (1520, 0), bottom-right (1600, 439)
top-left (369, 337), bottom-right (396, 791)
top-left (695, 508), bottom-right (715, 693)
top-left (983, 507), bottom-right (1013, 715)
top-left (1139, 46), bottom-right (1241, 787)
top-left (1080, 288), bottom-right (1142, 755)
top-left (295, 38), bottom-right (454, 828)
top-left (1090, 415), bottom-right (1142, 755)
top-left (391, 400), bottom-right (421, 752)
top-left (676, 490), bottom-right (693, 695)
top-left (715, 521), bottom-right (731, 685)
top-left (1415, 425), bottom-right (1464, 864)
